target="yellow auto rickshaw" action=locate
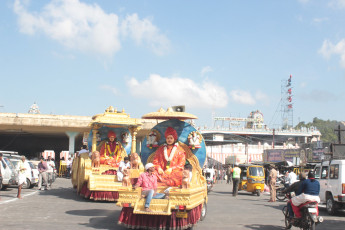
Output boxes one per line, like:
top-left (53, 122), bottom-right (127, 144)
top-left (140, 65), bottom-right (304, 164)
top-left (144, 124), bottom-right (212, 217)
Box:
top-left (238, 164), bottom-right (265, 196)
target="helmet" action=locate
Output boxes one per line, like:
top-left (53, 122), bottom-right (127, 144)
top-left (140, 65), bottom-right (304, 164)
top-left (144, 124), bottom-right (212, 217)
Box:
top-left (308, 171), bottom-right (315, 179)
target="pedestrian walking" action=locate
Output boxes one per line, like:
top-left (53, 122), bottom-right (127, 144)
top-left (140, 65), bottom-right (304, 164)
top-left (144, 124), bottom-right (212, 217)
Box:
top-left (0, 153), bottom-right (4, 200)
top-left (232, 162), bottom-right (241, 196)
top-left (37, 157), bottom-right (48, 190)
top-left (226, 165), bottom-right (232, 184)
top-left (268, 164), bottom-right (277, 202)
top-left (66, 157), bottom-right (72, 178)
top-left (46, 156), bottom-right (55, 189)
top-left (17, 155), bottom-right (30, 199)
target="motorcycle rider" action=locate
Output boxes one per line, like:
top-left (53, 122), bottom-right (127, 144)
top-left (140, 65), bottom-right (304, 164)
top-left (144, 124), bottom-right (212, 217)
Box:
top-left (290, 171), bottom-right (320, 220)
top-left (283, 172), bottom-right (307, 219)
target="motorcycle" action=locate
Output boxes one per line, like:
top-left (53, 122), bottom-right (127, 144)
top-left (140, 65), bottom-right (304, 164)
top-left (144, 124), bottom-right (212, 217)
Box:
top-left (205, 172), bottom-right (214, 193)
top-left (276, 176), bottom-right (287, 201)
top-left (282, 193), bottom-right (323, 230)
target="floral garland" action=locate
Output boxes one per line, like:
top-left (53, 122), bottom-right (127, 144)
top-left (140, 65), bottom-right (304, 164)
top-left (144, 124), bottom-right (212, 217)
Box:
top-left (106, 141), bottom-right (119, 157)
top-left (163, 142), bottom-right (178, 168)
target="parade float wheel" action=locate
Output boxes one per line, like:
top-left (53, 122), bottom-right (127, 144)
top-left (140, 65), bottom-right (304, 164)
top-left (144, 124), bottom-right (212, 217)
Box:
top-left (200, 201), bottom-right (207, 221)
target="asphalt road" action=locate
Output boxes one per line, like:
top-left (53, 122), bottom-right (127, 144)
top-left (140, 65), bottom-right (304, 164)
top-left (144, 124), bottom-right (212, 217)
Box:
top-left (0, 178), bottom-right (345, 230)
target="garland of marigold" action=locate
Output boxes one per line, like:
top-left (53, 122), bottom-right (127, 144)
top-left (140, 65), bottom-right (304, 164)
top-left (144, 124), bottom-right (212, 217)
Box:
top-left (104, 142), bottom-right (120, 161)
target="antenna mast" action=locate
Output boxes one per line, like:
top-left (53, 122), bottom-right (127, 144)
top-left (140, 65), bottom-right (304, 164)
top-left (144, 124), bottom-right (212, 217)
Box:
top-left (281, 75), bottom-right (293, 129)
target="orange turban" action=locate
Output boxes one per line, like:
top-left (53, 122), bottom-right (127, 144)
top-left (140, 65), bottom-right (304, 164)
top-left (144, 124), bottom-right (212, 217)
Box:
top-left (164, 127), bottom-right (178, 140)
top-left (108, 131), bottom-right (116, 138)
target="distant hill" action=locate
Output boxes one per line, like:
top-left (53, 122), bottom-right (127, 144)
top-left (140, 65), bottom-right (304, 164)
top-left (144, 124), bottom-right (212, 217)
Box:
top-left (295, 117), bottom-right (343, 143)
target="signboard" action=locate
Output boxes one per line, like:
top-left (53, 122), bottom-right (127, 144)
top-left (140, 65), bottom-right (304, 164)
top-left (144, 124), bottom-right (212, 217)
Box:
top-left (225, 155), bottom-right (247, 164)
top-left (264, 149), bottom-right (284, 162)
top-left (284, 149), bottom-right (300, 163)
top-left (214, 117), bottom-right (255, 122)
top-left (213, 134), bottom-right (224, 141)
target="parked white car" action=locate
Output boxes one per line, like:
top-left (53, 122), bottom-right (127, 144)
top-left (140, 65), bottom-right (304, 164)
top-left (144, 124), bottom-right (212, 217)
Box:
top-left (0, 156), bottom-right (18, 189)
top-left (314, 159), bottom-right (345, 215)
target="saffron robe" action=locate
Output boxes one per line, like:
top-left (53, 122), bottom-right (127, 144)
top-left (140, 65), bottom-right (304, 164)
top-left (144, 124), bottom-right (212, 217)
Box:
top-left (100, 141), bottom-right (122, 167)
top-left (152, 144), bottom-right (186, 186)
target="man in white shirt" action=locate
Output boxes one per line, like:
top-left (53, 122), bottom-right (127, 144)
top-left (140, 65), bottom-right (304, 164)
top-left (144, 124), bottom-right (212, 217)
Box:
top-left (78, 145), bottom-right (89, 156)
top-left (17, 156), bottom-right (30, 198)
top-left (66, 157), bottom-right (73, 178)
top-left (117, 157), bottom-right (131, 181)
top-left (287, 169), bottom-right (297, 186)
top-left (46, 156), bottom-right (55, 188)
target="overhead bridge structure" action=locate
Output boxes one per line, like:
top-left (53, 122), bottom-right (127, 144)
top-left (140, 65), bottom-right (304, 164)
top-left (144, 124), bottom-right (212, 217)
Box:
top-left (0, 112), bottom-right (157, 158)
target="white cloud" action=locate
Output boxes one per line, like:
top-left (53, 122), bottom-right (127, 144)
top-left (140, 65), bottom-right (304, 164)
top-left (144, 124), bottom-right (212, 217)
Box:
top-left (121, 14), bottom-right (170, 56)
top-left (229, 90), bottom-right (269, 105)
top-left (13, 0), bottom-right (170, 57)
top-left (313, 17), bottom-right (329, 23)
top-left (230, 90), bottom-right (256, 105)
top-left (100, 85), bottom-right (119, 95)
top-left (201, 66), bottom-right (213, 76)
top-left (126, 74), bottom-right (228, 108)
top-left (329, 0), bottom-right (345, 8)
top-left (319, 39), bottom-right (345, 68)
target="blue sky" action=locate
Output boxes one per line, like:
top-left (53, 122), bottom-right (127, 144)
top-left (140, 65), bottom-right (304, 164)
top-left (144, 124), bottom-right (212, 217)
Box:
top-left (1, 0), bottom-right (345, 128)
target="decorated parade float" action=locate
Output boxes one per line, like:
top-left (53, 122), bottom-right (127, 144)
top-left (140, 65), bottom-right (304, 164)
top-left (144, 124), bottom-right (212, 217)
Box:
top-left (117, 108), bottom-right (208, 229)
top-left (71, 106), bottom-right (143, 201)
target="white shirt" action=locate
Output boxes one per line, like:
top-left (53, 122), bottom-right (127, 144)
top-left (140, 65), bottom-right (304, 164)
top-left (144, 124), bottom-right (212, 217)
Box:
top-left (119, 161), bottom-right (131, 172)
top-left (47, 160), bottom-right (55, 173)
top-left (67, 159), bottom-right (73, 168)
top-left (17, 160), bottom-right (31, 177)
top-left (288, 171), bottom-right (297, 185)
top-left (78, 149), bottom-right (89, 156)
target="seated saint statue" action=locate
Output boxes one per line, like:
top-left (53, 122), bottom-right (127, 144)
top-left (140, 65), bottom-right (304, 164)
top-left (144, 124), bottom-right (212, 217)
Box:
top-left (99, 131), bottom-right (123, 167)
top-left (152, 127), bottom-right (186, 186)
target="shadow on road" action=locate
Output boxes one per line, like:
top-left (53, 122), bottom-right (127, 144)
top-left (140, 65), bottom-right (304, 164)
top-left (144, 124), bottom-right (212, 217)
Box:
top-left (252, 202), bottom-right (286, 211)
top-left (66, 209), bottom-right (123, 229)
top-left (37, 182), bottom-right (117, 203)
top-left (243, 224), bottom-right (284, 229)
top-left (209, 191), bottom-right (232, 195)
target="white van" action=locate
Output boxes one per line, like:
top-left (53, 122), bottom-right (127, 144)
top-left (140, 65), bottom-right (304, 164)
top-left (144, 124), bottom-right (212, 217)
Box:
top-left (314, 159), bottom-right (345, 215)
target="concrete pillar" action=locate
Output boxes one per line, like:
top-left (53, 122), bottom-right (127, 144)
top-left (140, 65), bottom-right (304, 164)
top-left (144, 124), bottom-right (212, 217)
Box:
top-left (66, 131), bottom-right (79, 157)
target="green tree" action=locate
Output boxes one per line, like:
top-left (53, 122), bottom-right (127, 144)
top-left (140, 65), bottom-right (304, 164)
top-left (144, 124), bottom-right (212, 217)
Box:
top-left (295, 117), bottom-right (339, 143)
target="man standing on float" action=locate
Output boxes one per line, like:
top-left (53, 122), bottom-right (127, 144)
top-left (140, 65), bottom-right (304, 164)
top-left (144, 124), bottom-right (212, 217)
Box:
top-left (152, 127), bottom-right (186, 186)
top-left (100, 131), bottom-right (122, 167)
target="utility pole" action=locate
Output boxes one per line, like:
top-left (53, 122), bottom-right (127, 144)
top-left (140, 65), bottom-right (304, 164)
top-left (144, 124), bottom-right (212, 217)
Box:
top-left (272, 128), bottom-right (275, 149)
